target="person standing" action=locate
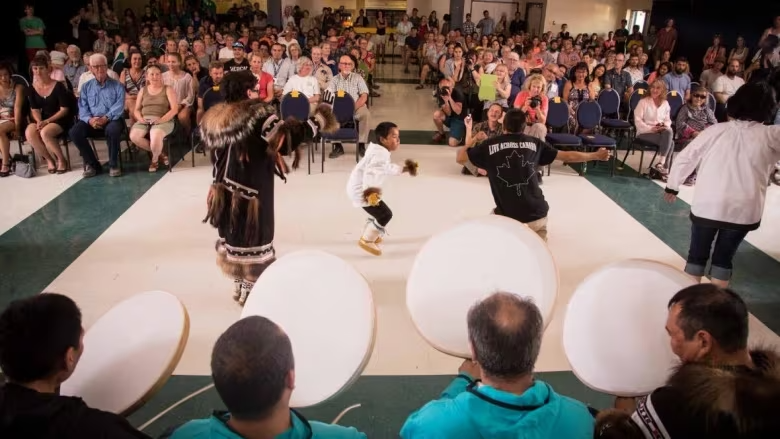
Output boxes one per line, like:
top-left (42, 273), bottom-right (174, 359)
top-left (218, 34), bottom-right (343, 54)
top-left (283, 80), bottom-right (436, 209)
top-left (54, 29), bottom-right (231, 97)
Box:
top-left (654, 18), bottom-right (678, 62)
top-left (456, 109), bottom-right (609, 241)
top-left (201, 71), bottom-right (337, 305)
top-left (664, 82), bottom-right (780, 288)
top-left (20, 4), bottom-right (46, 62)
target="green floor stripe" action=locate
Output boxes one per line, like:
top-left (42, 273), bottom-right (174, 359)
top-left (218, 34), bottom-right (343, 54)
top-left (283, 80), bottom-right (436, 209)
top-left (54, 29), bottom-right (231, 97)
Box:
top-left (584, 167), bottom-right (780, 333)
top-left (129, 373), bottom-right (613, 438)
top-left (0, 158), bottom-right (166, 310)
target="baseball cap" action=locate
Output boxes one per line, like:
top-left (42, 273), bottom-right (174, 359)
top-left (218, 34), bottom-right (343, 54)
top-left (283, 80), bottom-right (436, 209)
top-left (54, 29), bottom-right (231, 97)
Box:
top-left (50, 51), bottom-right (67, 66)
top-left (232, 42), bottom-right (245, 49)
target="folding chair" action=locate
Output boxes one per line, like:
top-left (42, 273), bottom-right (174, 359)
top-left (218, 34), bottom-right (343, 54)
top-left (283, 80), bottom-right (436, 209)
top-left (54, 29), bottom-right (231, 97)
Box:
top-left (320, 93), bottom-right (360, 173)
top-left (576, 101), bottom-right (617, 176)
top-left (706, 93), bottom-right (716, 113)
top-left (598, 88), bottom-right (632, 146)
top-left (633, 80), bottom-right (649, 91)
top-left (544, 97), bottom-right (581, 176)
top-left (280, 92), bottom-right (315, 174)
top-left (667, 91), bottom-right (684, 120)
top-left (11, 74), bottom-right (29, 88)
top-left (621, 89), bottom-right (660, 176)
top-left (87, 120), bottom-right (133, 171)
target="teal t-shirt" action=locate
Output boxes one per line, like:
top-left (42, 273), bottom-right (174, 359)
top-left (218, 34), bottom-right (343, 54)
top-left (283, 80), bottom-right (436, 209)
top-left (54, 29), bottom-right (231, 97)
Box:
top-left (167, 410), bottom-right (366, 439)
top-left (20, 16), bottom-right (46, 49)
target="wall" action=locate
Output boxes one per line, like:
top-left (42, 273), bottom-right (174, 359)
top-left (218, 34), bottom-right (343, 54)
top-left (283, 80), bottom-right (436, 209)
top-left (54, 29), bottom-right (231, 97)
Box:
top-left (543, 0), bottom-right (625, 35)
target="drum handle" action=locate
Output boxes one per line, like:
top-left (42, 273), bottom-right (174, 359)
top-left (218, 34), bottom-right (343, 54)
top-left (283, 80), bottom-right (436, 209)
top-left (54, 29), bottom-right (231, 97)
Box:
top-left (331, 403), bottom-right (361, 425)
top-left (138, 383), bottom-right (215, 431)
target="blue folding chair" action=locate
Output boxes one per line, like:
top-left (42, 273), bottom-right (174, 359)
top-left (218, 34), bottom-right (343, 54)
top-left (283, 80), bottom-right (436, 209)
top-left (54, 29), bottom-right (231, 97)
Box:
top-left (576, 101), bottom-right (617, 176)
top-left (280, 92), bottom-right (316, 174)
top-left (320, 93), bottom-right (359, 173)
top-left (598, 89), bottom-right (632, 146)
top-left (544, 98), bottom-right (581, 176)
top-left (621, 89), bottom-right (660, 176)
top-left (667, 91), bottom-right (684, 120)
top-left (633, 80), bottom-right (649, 91)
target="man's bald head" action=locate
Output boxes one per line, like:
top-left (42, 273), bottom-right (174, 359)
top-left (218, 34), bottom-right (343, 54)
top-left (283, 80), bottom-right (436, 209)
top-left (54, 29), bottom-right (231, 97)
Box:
top-left (468, 292), bottom-right (543, 379)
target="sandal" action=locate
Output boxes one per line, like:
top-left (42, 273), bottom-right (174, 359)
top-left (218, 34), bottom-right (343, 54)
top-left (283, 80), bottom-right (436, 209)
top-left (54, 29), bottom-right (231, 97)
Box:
top-left (56, 159), bottom-right (68, 174)
top-left (160, 153), bottom-right (170, 167)
top-left (0, 162), bottom-right (9, 178)
top-left (148, 160), bottom-right (159, 173)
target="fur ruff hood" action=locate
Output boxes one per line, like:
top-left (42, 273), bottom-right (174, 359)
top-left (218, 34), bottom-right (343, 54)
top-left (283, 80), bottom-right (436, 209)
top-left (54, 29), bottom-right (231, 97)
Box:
top-left (199, 101), bottom-right (339, 151)
top-left (666, 348), bottom-right (780, 433)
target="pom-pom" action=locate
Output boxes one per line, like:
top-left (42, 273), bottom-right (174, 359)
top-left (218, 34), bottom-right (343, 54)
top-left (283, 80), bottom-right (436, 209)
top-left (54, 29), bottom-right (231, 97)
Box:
top-left (403, 159), bottom-right (419, 176)
top-left (363, 187), bottom-right (382, 206)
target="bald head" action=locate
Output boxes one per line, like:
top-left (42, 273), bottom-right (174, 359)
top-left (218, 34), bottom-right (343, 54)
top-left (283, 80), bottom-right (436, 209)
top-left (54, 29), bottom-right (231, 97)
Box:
top-left (468, 292), bottom-right (543, 379)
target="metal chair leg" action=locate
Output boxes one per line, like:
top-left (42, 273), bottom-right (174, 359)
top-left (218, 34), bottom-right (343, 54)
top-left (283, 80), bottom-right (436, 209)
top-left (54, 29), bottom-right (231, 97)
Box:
top-left (321, 139), bottom-right (325, 174)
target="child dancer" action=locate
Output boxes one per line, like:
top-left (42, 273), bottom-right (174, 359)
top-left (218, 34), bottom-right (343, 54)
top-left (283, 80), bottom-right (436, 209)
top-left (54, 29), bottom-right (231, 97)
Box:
top-left (347, 122), bottom-right (418, 256)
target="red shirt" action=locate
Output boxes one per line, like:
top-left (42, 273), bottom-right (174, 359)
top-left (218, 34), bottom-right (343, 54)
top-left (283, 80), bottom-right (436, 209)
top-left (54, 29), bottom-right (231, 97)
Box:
top-left (256, 71), bottom-right (273, 99)
top-left (513, 91), bottom-right (548, 123)
top-left (655, 27), bottom-right (677, 52)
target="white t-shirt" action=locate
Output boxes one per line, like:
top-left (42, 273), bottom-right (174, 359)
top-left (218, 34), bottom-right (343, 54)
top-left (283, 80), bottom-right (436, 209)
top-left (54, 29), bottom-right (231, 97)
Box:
top-left (218, 47), bottom-right (234, 61)
top-left (282, 74), bottom-right (320, 99)
top-left (712, 75), bottom-right (745, 99)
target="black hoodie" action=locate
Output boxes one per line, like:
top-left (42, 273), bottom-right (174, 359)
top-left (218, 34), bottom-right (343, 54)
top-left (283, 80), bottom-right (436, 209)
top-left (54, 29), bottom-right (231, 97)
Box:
top-left (0, 382), bottom-right (150, 439)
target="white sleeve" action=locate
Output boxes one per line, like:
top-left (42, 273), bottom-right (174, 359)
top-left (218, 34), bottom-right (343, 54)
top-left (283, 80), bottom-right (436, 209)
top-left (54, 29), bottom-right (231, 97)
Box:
top-left (362, 154), bottom-right (403, 188)
top-left (712, 76), bottom-right (725, 94)
top-left (667, 126), bottom-right (717, 191)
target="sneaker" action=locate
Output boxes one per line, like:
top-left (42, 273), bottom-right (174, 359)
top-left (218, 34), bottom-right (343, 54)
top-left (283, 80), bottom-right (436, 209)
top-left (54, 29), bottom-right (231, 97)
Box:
top-left (109, 168), bottom-right (122, 177)
top-left (83, 165), bottom-right (98, 178)
top-left (328, 143), bottom-right (345, 159)
top-left (415, 84), bottom-right (425, 90)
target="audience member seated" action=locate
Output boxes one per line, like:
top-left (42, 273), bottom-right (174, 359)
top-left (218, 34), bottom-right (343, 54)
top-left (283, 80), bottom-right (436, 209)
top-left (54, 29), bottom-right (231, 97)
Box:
top-left (263, 43), bottom-right (294, 100)
top-left (595, 285), bottom-right (780, 438)
top-left (646, 61), bottom-right (671, 85)
top-left (76, 52), bottom-right (119, 97)
top-left (676, 86), bottom-right (717, 143)
top-left (282, 57), bottom-right (320, 113)
top-left (541, 63), bottom-right (560, 99)
top-left (70, 53), bottom-right (126, 178)
top-left (400, 292), bottom-right (594, 438)
top-left (663, 57), bottom-right (692, 101)
top-left (26, 55), bottom-right (73, 174)
top-left (163, 316), bottom-right (366, 439)
top-left (0, 293), bottom-right (150, 438)
top-left (162, 53), bottom-right (194, 134)
top-left (224, 42), bottom-right (251, 72)
top-left (699, 56), bottom-right (724, 92)
top-left (481, 63), bottom-right (510, 111)
top-left (462, 102), bottom-right (503, 176)
top-left (249, 56), bottom-right (275, 104)
top-left (310, 46), bottom-right (334, 91)
top-left (432, 77), bottom-right (467, 147)
top-left (49, 51), bottom-right (68, 85)
top-left (634, 79), bottom-right (674, 178)
top-left (119, 50), bottom-right (146, 126)
top-left (0, 62), bottom-right (24, 177)
top-left (129, 65), bottom-right (178, 173)
top-left (604, 53), bottom-right (633, 109)
top-left (417, 34), bottom-right (445, 90)
top-left (326, 54), bottom-right (370, 158)
top-left (563, 62), bottom-right (591, 131)
top-left (64, 45), bottom-right (88, 93)
top-left (513, 73), bottom-right (548, 140)
top-left (712, 59), bottom-right (745, 120)
top-left (197, 61), bottom-right (225, 123)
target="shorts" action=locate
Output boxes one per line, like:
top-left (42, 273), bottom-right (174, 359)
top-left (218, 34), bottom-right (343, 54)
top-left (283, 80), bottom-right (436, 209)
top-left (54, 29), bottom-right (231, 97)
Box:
top-left (372, 34), bottom-right (388, 45)
top-left (444, 116), bottom-right (465, 141)
top-left (132, 120), bottom-right (175, 136)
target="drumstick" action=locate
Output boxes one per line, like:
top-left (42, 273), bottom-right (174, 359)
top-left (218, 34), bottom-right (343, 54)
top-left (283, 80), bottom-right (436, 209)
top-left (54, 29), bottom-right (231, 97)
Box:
top-left (331, 403), bottom-right (362, 425)
top-left (137, 383), bottom-right (215, 431)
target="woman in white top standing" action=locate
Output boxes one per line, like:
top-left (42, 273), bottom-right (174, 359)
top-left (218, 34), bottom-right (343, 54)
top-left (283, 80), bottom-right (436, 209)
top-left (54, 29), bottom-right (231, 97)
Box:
top-left (664, 82), bottom-right (780, 287)
top-left (163, 52), bottom-right (194, 134)
top-left (282, 57), bottom-right (320, 114)
top-left (634, 79), bottom-right (674, 177)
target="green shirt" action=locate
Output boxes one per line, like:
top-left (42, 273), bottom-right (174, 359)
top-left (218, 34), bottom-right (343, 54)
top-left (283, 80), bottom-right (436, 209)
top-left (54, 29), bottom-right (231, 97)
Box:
top-left (20, 16), bottom-right (46, 49)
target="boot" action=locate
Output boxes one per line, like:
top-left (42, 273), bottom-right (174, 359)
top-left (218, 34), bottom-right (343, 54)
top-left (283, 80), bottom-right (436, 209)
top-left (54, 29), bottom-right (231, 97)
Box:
top-left (358, 221), bottom-right (383, 256)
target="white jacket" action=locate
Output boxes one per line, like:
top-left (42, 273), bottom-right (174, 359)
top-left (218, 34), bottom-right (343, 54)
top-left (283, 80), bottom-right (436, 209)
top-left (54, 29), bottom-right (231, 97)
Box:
top-left (667, 120), bottom-right (780, 229)
top-left (347, 143), bottom-right (403, 207)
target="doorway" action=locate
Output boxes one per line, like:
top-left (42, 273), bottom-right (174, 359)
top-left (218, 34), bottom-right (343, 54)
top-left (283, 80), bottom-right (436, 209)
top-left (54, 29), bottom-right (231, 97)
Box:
top-left (628, 10), bottom-right (648, 33)
top-left (525, 3), bottom-right (544, 37)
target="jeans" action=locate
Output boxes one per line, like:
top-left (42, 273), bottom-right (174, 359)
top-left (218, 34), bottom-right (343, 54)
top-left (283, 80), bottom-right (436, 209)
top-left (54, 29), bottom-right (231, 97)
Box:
top-left (363, 201), bottom-right (393, 227)
top-left (685, 223), bottom-right (748, 281)
top-left (70, 119), bottom-right (125, 169)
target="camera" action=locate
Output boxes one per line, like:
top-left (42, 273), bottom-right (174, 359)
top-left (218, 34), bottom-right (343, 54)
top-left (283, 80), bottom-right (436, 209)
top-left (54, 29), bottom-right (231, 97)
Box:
top-left (439, 86), bottom-right (451, 96)
top-left (529, 96), bottom-right (542, 109)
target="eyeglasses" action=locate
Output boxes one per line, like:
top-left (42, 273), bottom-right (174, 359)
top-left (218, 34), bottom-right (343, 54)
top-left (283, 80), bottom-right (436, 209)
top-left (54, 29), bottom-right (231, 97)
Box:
top-left (92, 65), bottom-right (108, 69)
top-left (338, 62), bottom-right (353, 66)
top-left (693, 94), bottom-right (707, 99)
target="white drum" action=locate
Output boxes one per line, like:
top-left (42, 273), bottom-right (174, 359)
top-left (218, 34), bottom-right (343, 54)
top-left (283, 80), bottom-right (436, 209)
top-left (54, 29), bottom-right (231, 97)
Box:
top-left (563, 259), bottom-right (695, 396)
top-left (406, 215), bottom-right (558, 358)
top-left (61, 291), bottom-right (190, 415)
top-left (242, 250), bottom-right (375, 408)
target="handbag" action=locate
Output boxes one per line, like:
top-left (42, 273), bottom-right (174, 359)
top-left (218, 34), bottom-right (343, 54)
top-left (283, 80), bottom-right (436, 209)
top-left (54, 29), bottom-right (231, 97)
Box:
top-left (12, 153), bottom-right (37, 178)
